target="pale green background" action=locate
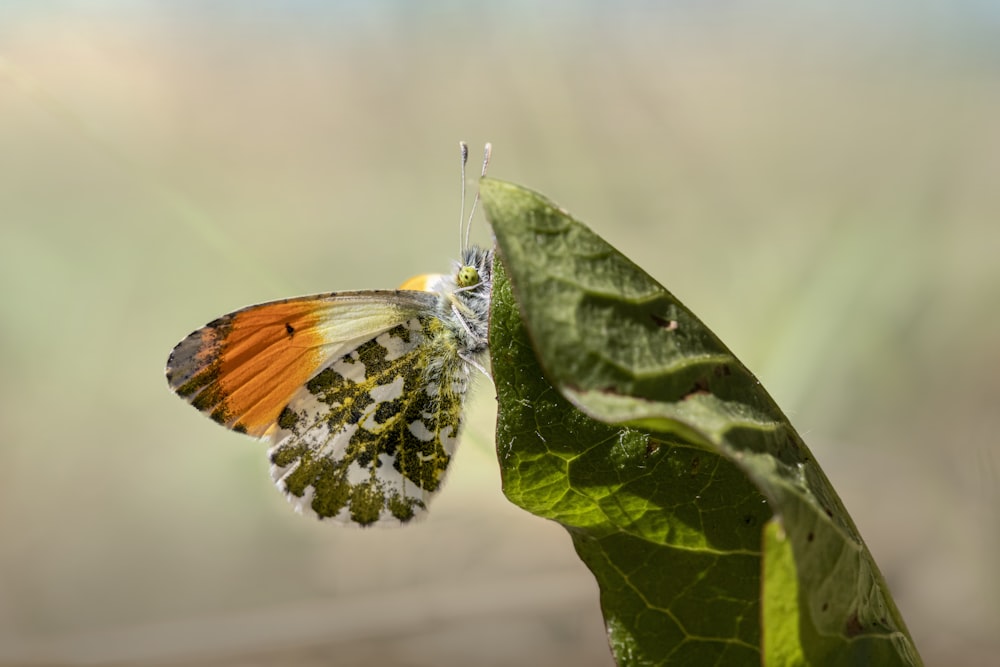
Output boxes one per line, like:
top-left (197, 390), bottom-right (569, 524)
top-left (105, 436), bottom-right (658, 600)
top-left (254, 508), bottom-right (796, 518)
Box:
top-left (1, 3), bottom-right (998, 665)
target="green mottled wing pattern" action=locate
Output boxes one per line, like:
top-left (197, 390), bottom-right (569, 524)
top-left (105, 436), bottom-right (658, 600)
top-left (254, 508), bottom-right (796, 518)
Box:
top-left (267, 316), bottom-right (471, 525)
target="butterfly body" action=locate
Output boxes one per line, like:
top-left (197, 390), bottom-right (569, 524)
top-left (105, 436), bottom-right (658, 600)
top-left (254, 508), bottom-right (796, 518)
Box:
top-left (166, 245), bottom-right (493, 526)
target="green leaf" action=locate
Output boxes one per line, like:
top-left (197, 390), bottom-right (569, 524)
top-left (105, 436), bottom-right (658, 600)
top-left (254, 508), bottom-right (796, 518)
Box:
top-left (482, 178), bottom-right (923, 667)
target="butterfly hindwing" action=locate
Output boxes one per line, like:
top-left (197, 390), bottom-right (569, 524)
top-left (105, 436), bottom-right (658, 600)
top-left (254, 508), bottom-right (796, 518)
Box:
top-left (268, 315), bottom-right (470, 525)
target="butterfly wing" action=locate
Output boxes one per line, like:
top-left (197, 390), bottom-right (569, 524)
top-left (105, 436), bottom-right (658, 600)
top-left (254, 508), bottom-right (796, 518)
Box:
top-left (166, 289), bottom-right (474, 526)
top-left (268, 314), bottom-right (473, 525)
top-left (166, 290), bottom-right (436, 437)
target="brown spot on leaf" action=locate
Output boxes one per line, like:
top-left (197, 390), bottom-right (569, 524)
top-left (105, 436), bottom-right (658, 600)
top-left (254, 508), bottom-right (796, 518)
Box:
top-left (845, 611), bottom-right (864, 637)
top-left (689, 455), bottom-right (701, 476)
top-left (650, 313), bottom-right (679, 331)
top-left (683, 377), bottom-right (710, 399)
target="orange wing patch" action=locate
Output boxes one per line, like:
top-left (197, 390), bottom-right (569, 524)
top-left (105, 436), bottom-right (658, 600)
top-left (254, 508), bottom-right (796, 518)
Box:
top-left (216, 302), bottom-right (328, 435)
top-left (167, 301), bottom-right (328, 437)
top-left (397, 273), bottom-right (441, 292)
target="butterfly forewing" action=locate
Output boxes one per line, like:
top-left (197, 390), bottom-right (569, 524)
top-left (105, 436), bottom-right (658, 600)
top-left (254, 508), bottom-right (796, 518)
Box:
top-left (165, 291), bottom-right (435, 437)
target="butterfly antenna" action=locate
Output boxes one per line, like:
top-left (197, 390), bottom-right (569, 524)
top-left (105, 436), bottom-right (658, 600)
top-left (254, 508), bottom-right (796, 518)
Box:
top-left (458, 141), bottom-right (470, 255)
top-left (464, 142), bottom-right (492, 249)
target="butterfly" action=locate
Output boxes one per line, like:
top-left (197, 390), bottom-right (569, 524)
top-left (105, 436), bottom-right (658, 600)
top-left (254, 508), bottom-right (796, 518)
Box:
top-left (165, 144), bottom-right (494, 526)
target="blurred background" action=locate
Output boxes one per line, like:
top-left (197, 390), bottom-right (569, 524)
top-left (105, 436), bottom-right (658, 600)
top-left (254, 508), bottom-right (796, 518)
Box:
top-left (1, 2), bottom-right (998, 665)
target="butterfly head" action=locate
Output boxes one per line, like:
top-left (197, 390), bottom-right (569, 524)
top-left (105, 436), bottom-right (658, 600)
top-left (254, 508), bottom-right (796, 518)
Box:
top-left (456, 265), bottom-right (480, 288)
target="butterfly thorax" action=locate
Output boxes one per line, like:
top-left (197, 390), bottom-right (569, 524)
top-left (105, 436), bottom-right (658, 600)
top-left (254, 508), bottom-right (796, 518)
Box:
top-left (435, 245), bottom-right (493, 359)
top-left (402, 245), bottom-right (493, 360)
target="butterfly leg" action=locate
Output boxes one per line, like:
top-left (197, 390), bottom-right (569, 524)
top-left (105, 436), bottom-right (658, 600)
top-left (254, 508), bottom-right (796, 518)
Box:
top-left (460, 352), bottom-right (492, 382)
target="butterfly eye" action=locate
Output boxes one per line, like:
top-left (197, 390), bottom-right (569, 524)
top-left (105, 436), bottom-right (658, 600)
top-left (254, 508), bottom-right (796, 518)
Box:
top-left (456, 265), bottom-right (479, 287)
